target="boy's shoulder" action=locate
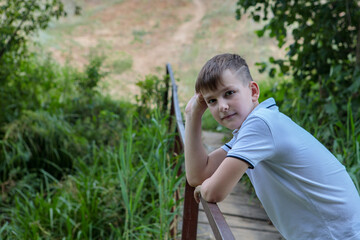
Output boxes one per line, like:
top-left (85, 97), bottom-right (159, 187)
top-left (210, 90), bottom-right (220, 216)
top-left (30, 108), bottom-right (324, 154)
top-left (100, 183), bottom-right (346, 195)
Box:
top-left (243, 98), bottom-right (305, 138)
top-left (251, 98), bottom-right (279, 115)
top-left (246, 98), bottom-right (281, 125)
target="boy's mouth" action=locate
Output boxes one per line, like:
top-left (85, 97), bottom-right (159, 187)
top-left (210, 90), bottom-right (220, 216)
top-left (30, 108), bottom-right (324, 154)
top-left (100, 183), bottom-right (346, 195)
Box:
top-left (221, 113), bottom-right (236, 120)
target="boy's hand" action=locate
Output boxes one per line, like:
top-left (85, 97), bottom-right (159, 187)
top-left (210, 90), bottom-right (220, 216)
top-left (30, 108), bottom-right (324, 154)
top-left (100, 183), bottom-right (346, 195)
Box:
top-left (194, 185), bottom-right (202, 204)
top-left (185, 94), bottom-right (207, 117)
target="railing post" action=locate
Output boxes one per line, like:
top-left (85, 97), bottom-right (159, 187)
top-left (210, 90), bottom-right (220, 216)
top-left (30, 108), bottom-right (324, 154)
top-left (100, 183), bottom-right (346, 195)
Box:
top-left (169, 78), bottom-right (178, 238)
top-left (167, 63), bottom-right (199, 239)
top-left (163, 71), bottom-right (170, 113)
top-left (181, 181), bottom-right (199, 240)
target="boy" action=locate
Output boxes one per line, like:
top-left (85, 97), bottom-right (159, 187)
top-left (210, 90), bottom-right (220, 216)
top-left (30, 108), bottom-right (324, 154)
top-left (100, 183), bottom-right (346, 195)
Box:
top-left (184, 53), bottom-right (360, 239)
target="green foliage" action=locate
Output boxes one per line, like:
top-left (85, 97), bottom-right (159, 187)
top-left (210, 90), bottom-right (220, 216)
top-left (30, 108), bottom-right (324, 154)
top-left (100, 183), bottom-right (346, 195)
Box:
top-left (77, 55), bottom-right (107, 98)
top-left (0, 0), bottom-right (65, 61)
top-left (0, 52), bottom-right (182, 238)
top-left (236, 0), bottom-right (360, 122)
top-left (0, 1), bottom-right (182, 238)
top-left (0, 112), bottom-right (183, 239)
top-left (0, 53), bottom-right (74, 125)
top-left (1, 111), bottom-right (84, 182)
top-left (0, 0), bottom-right (68, 128)
top-left (135, 74), bottom-right (169, 116)
top-left (0, 52), bottom-right (135, 182)
top-left (67, 95), bottom-right (134, 146)
top-left (237, 1), bottom-right (360, 189)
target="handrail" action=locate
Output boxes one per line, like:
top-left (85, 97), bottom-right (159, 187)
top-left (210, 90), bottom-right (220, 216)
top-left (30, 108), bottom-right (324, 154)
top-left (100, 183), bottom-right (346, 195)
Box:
top-left (166, 63), bottom-right (235, 240)
top-left (167, 64), bottom-right (185, 147)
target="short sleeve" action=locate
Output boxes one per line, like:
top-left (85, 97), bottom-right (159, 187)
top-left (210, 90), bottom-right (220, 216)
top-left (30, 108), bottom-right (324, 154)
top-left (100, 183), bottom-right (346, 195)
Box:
top-left (221, 135), bottom-right (236, 152)
top-left (227, 116), bottom-right (275, 169)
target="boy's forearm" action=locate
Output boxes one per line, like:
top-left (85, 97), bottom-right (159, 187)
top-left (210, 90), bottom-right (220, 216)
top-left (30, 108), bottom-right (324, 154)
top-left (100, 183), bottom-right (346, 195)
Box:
top-left (198, 157), bottom-right (249, 203)
top-left (184, 112), bottom-right (209, 186)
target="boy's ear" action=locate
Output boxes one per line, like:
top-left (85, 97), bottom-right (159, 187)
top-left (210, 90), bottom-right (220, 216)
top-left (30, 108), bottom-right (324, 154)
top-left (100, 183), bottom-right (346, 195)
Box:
top-left (250, 81), bottom-right (260, 102)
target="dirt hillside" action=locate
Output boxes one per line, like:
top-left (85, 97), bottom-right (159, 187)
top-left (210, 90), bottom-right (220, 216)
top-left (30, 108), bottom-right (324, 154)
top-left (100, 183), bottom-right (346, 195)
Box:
top-left (40, 0), bottom-right (284, 102)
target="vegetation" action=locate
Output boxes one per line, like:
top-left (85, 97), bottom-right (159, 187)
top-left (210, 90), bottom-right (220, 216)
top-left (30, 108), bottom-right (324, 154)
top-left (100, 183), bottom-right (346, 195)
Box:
top-left (0, 48), bottom-right (182, 240)
top-left (0, 1), bottom-right (183, 239)
top-left (1, 0), bottom-right (359, 238)
top-left (0, 54), bottom-right (182, 239)
top-left (0, 0), bottom-right (65, 60)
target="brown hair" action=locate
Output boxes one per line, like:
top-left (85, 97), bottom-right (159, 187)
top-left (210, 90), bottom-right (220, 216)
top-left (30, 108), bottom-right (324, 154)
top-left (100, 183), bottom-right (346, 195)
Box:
top-left (195, 53), bottom-right (253, 93)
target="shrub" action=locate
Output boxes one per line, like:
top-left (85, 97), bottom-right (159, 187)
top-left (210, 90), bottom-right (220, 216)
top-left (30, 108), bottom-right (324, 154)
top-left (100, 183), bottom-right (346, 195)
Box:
top-left (135, 74), bottom-right (169, 117)
top-left (0, 110), bottom-right (85, 181)
top-left (0, 111), bottom-right (184, 239)
top-left (66, 95), bottom-right (135, 146)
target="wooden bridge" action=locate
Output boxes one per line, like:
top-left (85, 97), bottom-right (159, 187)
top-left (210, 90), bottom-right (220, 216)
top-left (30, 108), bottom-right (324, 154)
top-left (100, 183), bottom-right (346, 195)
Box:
top-left (166, 64), bottom-right (283, 239)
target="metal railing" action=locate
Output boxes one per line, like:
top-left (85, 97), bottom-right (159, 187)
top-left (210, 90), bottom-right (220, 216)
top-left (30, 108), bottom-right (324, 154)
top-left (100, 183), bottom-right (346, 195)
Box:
top-left (166, 63), bottom-right (235, 240)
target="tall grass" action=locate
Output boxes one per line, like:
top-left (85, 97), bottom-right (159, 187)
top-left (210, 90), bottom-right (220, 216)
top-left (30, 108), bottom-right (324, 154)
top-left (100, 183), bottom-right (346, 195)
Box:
top-left (0, 48), bottom-right (184, 239)
top-left (0, 112), bottom-right (184, 239)
top-left (1, 110), bottom-right (82, 181)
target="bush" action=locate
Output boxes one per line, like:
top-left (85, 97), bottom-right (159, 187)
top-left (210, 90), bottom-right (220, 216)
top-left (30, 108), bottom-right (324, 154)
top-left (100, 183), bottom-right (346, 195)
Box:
top-left (67, 95), bottom-right (135, 146)
top-left (0, 110), bottom-right (85, 181)
top-left (0, 110), bottom-right (184, 239)
top-left (1, 3), bottom-right (184, 238)
top-left (0, 51), bottom-right (136, 182)
top-left (135, 74), bottom-right (169, 117)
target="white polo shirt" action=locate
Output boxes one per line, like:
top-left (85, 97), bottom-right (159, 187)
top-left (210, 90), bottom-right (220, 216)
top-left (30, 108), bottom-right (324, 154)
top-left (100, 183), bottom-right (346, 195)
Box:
top-left (221, 98), bottom-right (360, 240)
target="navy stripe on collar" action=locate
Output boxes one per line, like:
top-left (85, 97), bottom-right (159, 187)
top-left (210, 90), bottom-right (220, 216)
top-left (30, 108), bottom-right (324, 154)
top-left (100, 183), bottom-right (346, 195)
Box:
top-left (266, 103), bottom-right (277, 109)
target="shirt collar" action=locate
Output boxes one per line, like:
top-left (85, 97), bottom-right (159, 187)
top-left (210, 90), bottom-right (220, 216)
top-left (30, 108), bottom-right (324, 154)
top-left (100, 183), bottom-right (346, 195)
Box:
top-left (232, 98), bottom-right (277, 135)
top-left (253, 98), bottom-right (277, 112)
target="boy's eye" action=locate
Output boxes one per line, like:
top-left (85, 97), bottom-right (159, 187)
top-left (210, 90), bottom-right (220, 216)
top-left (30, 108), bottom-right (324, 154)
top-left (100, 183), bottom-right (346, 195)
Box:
top-left (225, 90), bottom-right (235, 96)
top-left (207, 99), bottom-right (216, 104)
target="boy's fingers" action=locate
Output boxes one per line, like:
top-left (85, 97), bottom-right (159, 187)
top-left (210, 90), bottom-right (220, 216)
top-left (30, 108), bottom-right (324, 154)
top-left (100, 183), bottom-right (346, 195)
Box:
top-left (185, 94), bottom-right (198, 113)
top-left (196, 94), bottom-right (207, 110)
top-left (185, 94), bottom-right (207, 116)
top-left (194, 191), bottom-right (200, 204)
top-left (194, 185), bottom-right (202, 204)
top-left (196, 93), bottom-right (205, 103)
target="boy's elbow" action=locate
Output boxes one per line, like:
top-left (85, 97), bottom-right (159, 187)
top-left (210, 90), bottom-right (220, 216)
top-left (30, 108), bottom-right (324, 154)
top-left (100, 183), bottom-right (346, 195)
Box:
top-left (202, 183), bottom-right (226, 203)
top-left (186, 174), bottom-right (202, 187)
top-left (188, 179), bottom-right (199, 188)
top-left (202, 188), bottom-right (225, 203)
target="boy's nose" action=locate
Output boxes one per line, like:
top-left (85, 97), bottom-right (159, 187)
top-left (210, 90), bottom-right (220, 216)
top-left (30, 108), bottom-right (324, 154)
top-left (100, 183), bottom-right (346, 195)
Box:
top-left (219, 100), bottom-right (229, 112)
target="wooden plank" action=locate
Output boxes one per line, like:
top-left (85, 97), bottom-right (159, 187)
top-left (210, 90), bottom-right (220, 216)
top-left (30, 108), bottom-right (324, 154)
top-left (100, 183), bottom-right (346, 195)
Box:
top-left (199, 184), bottom-right (269, 221)
top-left (217, 196), bottom-right (269, 221)
top-left (198, 210), bottom-right (277, 233)
top-left (198, 211), bottom-right (283, 240)
top-left (197, 181), bottom-right (283, 239)
top-left (199, 201), bottom-right (268, 222)
top-left (229, 180), bottom-right (255, 196)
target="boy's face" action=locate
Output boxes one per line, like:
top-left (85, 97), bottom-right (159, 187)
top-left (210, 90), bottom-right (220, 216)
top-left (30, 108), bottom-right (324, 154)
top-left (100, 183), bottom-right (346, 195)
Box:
top-left (201, 69), bottom-right (259, 130)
